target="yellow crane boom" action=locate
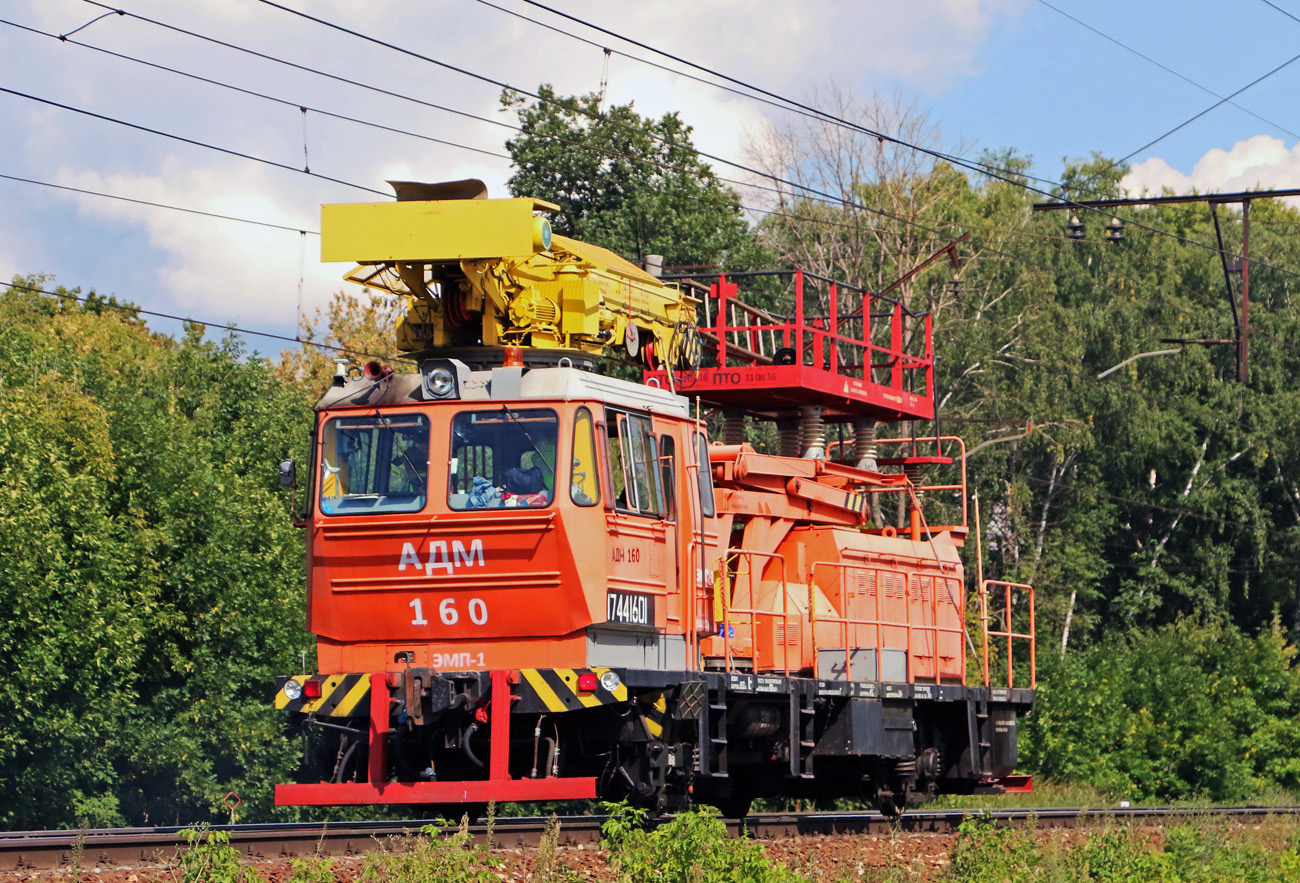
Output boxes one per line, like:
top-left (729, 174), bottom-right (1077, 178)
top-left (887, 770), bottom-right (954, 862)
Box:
top-left (320, 179), bottom-right (700, 368)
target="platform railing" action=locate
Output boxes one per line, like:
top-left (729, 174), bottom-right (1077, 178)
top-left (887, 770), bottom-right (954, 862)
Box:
top-left (810, 561), bottom-right (966, 684)
top-left (980, 580), bottom-right (1036, 689)
top-left (872, 435), bottom-right (969, 528)
top-left (679, 270), bottom-right (934, 400)
top-left (716, 548), bottom-right (799, 676)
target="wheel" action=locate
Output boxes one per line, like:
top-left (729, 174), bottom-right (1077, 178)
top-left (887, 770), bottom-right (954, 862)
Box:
top-left (715, 795), bottom-right (753, 820)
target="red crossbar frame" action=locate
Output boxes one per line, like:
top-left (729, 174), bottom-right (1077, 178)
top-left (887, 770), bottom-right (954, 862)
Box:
top-left (995, 774), bottom-right (1034, 793)
top-left (275, 670), bottom-right (598, 806)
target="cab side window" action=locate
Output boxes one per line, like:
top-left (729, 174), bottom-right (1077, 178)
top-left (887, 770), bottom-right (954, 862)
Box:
top-left (695, 431), bottom-right (716, 517)
top-left (571, 407), bottom-right (600, 506)
top-left (659, 435), bottom-right (676, 521)
top-left (606, 408), bottom-right (664, 517)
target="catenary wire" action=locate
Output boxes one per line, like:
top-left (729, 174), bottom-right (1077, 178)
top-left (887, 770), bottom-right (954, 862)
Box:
top-left (4, 40), bottom-right (1262, 339)
top-left (17, 0), bottom-right (1295, 338)
top-left (246, 0), bottom-right (537, 100)
top-left (0, 172), bottom-right (319, 235)
top-left (73, 1), bottom-right (518, 133)
top-left (1035, 0), bottom-right (1300, 143)
top-left (1109, 50), bottom-right (1300, 168)
top-left (0, 86), bottom-right (389, 198)
top-left (0, 17), bottom-right (512, 163)
top-left (1258, 0), bottom-right (1300, 26)
top-left (0, 278), bottom-right (411, 362)
top-left (77, 0), bottom-right (1300, 283)
top-left (466, 0), bottom-right (1079, 194)
top-left (464, 0), bottom-right (1300, 279)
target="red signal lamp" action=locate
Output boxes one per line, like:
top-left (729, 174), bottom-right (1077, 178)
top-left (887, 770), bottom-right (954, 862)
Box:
top-left (576, 672), bottom-right (599, 692)
top-left (503, 346), bottom-right (524, 367)
top-left (302, 679), bottom-right (323, 699)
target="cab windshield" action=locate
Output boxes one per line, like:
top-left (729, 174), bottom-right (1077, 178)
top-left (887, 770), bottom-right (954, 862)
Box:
top-left (319, 413), bottom-right (429, 515)
top-left (449, 408), bottom-right (558, 509)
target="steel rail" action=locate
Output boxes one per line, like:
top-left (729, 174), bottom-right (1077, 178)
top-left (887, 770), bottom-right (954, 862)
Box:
top-left (3, 806), bottom-right (1298, 871)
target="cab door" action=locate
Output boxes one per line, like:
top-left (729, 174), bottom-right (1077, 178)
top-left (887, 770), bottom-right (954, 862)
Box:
top-left (599, 408), bottom-right (674, 656)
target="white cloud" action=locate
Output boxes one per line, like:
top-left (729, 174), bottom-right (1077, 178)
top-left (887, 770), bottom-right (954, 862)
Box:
top-left (6, 0), bottom-right (1030, 343)
top-left (1123, 135), bottom-right (1300, 206)
top-left (52, 164), bottom-right (344, 329)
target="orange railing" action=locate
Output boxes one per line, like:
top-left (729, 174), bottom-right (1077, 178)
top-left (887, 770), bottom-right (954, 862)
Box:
top-left (715, 548), bottom-right (801, 676)
top-left (810, 561), bottom-right (966, 683)
top-left (980, 580), bottom-right (1036, 688)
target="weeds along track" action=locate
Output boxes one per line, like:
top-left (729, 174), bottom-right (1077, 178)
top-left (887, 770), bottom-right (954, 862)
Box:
top-left (3, 806), bottom-right (1299, 872)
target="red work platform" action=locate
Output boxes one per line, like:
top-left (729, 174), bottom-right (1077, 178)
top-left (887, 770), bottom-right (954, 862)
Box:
top-left (646, 271), bottom-right (935, 422)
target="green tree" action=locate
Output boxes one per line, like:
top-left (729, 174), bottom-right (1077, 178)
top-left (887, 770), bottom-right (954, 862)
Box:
top-left (503, 84), bottom-right (759, 270)
top-left (1023, 618), bottom-right (1300, 801)
top-left (276, 290), bottom-right (411, 399)
top-left (0, 277), bottom-right (313, 828)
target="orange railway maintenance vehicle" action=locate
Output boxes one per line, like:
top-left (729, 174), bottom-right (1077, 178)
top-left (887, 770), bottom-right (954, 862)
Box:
top-left (273, 180), bottom-right (1035, 817)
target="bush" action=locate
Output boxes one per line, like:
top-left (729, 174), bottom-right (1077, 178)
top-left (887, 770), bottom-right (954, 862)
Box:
top-left (1022, 618), bottom-right (1300, 802)
top-left (601, 803), bottom-right (806, 883)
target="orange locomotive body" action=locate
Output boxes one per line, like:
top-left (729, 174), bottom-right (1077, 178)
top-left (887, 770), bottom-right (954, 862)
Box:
top-left (274, 189), bottom-right (1034, 816)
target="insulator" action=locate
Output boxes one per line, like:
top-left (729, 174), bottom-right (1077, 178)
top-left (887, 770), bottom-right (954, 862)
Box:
top-left (854, 419), bottom-right (878, 470)
top-left (798, 405), bottom-right (825, 459)
top-left (903, 462), bottom-right (924, 485)
top-left (778, 420), bottom-right (800, 458)
top-left (722, 410), bottom-right (747, 446)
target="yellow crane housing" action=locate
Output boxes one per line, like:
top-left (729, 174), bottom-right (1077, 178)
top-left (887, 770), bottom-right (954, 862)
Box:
top-left (321, 179), bottom-right (699, 368)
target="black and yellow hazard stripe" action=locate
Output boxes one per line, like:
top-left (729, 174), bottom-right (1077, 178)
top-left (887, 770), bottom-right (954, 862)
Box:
top-left (276, 673), bottom-right (371, 717)
top-left (638, 690), bottom-right (669, 738)
top-left (517, 668), bottom-right (629, 713)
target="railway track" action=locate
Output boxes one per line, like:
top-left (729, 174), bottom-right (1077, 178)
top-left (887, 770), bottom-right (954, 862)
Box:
top-left (3, 805), bottom-right (1298, 872)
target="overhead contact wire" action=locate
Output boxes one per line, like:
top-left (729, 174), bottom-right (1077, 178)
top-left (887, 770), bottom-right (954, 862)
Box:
top-left (0, 279), bottom-right (411, 362)
top-left (0, 172), bottom-right (317, 234)
top-left (476, 0), bottom-right (1300, 278)
top-left (70, 0), bottom-right (1300, 281)
top-left (0, 85), bottom-right (389, 197)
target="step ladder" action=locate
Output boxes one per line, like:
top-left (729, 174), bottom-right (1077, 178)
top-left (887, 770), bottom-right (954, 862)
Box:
top-left (704, 689), bottom-right (729, 778)
top-left (789, 687), bottom-right (816, 779)
top-left (966, 697), bottom-right (992, 777)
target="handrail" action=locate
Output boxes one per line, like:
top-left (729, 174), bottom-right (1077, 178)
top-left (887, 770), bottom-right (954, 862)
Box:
top-left (699, 271), bottom-right (933, 399)
top-left (874, 435), bottom-right (969, 527)
top-left (716, 548), bottom-right (797, 676)
top-left (811, 561), bottom-right (966, 684)
top-left (980, 579), bottom-right (1036, 688)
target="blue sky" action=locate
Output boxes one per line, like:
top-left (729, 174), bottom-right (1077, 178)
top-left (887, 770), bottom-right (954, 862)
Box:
top-left (2, 0), bottom-right (1298, 353)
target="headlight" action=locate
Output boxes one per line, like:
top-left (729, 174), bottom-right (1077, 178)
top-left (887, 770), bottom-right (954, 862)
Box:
top-left (421, 358), bottom-right (468, 400)
top-left (283, 679), bottom-right (303, 700)
top-left (599, 670), bottom-right (622, 692)
top-left (429, 366), bottom-right (456, 398)
top-left (533, 216), bottom-right (552, 251)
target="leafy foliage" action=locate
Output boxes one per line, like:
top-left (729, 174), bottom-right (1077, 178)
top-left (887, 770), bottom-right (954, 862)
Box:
top-left (359, 818), bottom-right (502, 883)
top-left (503, 85), bottom-right (761, 270)
top-left (601, 803), bottom-right (805, 883)
top-left (176, 826), bottom-right (266, 883)
top-left (277, 289), bottom-right (410, 398)
top-left (947, 813), bottom-right (1300, 883)
top-left (0, 278), bottom-right (313, 828)
top-left (1023, 618), bottom-right (1300, 801)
